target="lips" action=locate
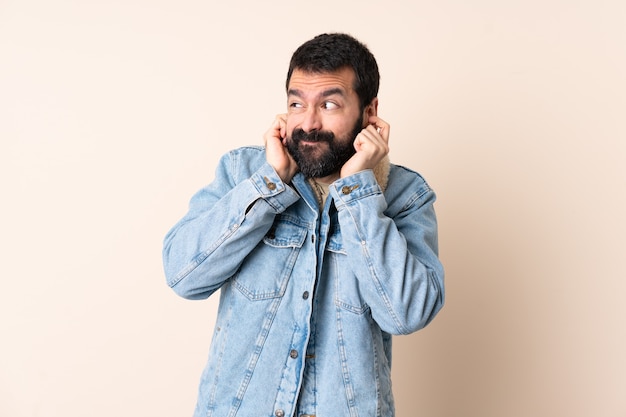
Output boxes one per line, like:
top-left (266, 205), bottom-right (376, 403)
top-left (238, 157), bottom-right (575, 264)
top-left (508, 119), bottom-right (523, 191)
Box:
top-left (300, 139), bottom-right (329, 146)
top-left (291, 128), bottom-right (335, 144)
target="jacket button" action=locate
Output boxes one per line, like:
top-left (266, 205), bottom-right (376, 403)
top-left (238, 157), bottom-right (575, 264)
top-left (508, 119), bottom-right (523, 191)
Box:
top-left (275, 409), bottom-right (285, 417)
top-left (263, 176), bottom-right (277, 190)
top-left (290, 349), bottom-right (298, 359)
top-left (341, 184), bottom-right (359, 194)
top-left (302, 291), bottom-right (309, 300)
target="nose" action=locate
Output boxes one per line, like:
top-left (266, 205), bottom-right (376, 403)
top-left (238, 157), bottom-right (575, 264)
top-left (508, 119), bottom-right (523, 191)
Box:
top-left (300, 107), bottom-right (322, 133)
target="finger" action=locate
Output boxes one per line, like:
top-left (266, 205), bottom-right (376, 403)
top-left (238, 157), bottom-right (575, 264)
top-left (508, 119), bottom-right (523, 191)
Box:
top-left (271, 115), bottom-right (286, 136)
top-left (277, 114), bottom-right (287, 140)
top-left (364, 127), bottom-right (390, 155)
top-left (363, 124), bottom-right (389, 149)
top-left (265, 117), bottom-right (284, 146)
top-left (355, 129), bottom-right (388, 156)
top-left (369, 116), bottom-right (390, 143)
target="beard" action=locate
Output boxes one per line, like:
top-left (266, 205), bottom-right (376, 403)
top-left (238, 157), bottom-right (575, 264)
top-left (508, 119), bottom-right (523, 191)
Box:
top-left (286, 114), bottom-right (363, 179)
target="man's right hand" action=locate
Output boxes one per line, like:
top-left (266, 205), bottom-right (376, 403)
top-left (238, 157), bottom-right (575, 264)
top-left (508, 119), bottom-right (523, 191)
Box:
top-left (264, 114), bottom-right (298, 183)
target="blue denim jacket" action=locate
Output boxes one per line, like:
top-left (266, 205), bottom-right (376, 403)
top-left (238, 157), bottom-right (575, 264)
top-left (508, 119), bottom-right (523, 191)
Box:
top-left (163, 146), bottom-right (444, 417)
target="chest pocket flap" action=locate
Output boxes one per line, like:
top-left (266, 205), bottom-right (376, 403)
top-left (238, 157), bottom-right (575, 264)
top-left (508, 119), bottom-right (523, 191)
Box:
top-left (233, 217), bottom-right (308, 300)
top-left (263, 218), bottom-right (308, 248)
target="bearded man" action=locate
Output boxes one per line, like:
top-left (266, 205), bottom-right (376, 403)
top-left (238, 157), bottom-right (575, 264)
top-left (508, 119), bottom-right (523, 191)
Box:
top-left (163, 33), bottom-right (445, 417)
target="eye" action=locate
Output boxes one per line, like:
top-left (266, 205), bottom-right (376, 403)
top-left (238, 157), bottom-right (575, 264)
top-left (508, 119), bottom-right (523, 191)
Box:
top-left (322, 101), bottom-right (339, 110)
top-left (288, 101), bottom-right (304, 113)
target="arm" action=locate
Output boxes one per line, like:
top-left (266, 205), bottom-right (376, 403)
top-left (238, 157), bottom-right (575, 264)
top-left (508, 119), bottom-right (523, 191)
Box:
top-left (331, 169), bottom-right (445, 334)
top-left (332, 115), bottom-right (444, 333)
top-left (162, 149), bottom-right (300, 300)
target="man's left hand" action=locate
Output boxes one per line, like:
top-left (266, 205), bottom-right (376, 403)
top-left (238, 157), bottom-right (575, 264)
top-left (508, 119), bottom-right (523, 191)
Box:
top-left (340, 116), bottom-right (390, 179)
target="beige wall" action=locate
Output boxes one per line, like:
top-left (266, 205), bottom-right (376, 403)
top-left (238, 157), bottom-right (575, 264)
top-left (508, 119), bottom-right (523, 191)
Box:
top-left (2, 1), bottom-right (625, 416)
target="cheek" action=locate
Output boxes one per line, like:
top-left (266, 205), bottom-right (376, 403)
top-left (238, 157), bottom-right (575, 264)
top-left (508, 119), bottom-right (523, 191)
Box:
top-left (285, 116), bottom-right (299, 135)
top-left (334, 121), bottom-right (356, 138)
top-left (285, 125), bottom-right (296, 140)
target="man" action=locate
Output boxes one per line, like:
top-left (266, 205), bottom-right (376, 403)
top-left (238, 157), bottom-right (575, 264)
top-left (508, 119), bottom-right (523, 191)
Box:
top-left (163, 33), bottom-right (444, 417)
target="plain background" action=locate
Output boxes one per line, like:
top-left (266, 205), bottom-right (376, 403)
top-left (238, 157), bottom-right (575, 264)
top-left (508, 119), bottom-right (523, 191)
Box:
top-left (1, 1), bottom-right (625, 416)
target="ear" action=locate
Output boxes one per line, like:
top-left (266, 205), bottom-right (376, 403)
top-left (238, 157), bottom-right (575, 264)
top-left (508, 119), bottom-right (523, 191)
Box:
top-left (364, 97), bottom-right (378, 119)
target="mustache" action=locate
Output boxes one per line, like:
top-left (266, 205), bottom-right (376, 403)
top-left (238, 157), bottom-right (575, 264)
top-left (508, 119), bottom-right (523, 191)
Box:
top-left (290, 128), bottom-right (335, 144)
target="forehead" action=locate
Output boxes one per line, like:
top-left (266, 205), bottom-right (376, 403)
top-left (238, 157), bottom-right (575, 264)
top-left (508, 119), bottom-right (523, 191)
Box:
top-left (288, 67), bottom-right (356, 95)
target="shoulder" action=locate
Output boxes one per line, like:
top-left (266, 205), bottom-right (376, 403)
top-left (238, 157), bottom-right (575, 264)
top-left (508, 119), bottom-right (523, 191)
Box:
top-left (385, 163), bottom-right (436, 211)
top-left (388, 164), bottom-right (432, 195)
top-left (219, 146), bottom-right (267, 175)
top-left (225, 145), bottom-right (266, 162)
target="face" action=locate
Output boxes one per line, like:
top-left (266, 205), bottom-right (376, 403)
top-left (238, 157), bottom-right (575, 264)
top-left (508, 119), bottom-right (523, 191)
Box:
top-left (285, 68), bottom-right (368, 179)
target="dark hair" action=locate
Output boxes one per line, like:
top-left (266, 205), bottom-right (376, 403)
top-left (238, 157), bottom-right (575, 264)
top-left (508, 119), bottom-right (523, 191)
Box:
top-left (286, 33), bottom-right (380, 110)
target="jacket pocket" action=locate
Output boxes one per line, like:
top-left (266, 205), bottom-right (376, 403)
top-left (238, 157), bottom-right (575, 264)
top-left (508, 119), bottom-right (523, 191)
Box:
top-left (233, 216), bottom-right (307, 300)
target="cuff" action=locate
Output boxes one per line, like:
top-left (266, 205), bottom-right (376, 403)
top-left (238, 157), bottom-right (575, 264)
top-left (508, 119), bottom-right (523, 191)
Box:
top-left (330, 169), bottom-right (383, 209)
top-left (250, 163), bottom-right (300, 212)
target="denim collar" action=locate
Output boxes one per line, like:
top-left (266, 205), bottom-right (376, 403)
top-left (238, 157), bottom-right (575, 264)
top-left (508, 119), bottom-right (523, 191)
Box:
top-left (306, 155), bottom-right (390, 193)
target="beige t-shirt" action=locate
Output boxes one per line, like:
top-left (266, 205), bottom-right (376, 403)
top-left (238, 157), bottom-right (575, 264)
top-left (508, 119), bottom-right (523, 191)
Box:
top-left (312, 180), bottom-right (330, 208)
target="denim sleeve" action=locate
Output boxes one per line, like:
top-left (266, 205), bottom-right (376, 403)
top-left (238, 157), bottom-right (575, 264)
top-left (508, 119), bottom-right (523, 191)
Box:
top-left (162, 151), bottom-right (300, 299)
top-left (330, 169), bottom-right (445, 335)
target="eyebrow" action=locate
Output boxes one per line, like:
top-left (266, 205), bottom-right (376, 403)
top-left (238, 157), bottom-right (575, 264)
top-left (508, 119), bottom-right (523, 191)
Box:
top-left (288, 87), bottom-right (346, 99)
